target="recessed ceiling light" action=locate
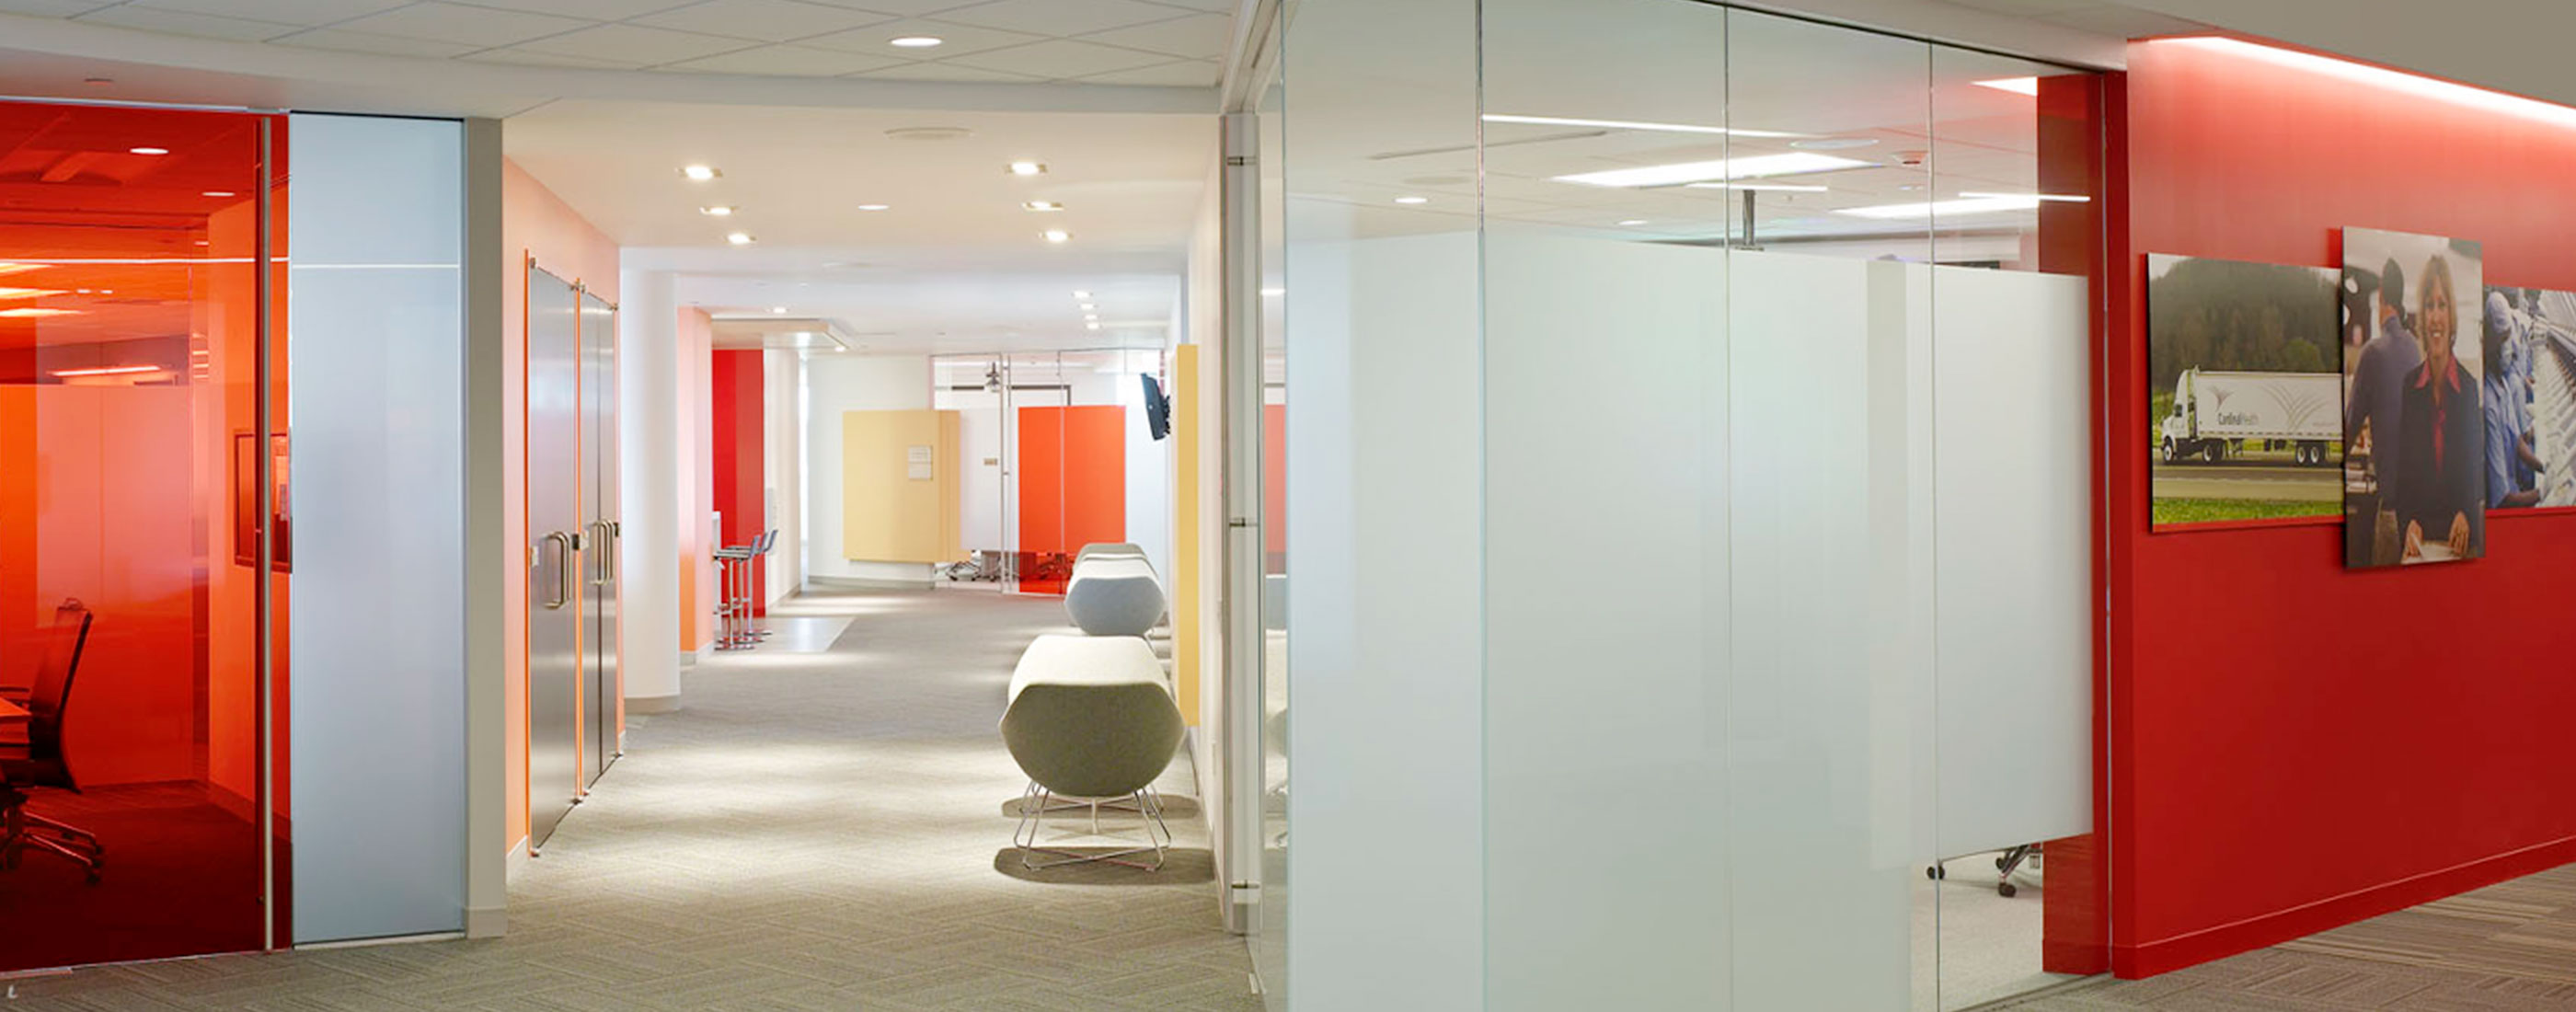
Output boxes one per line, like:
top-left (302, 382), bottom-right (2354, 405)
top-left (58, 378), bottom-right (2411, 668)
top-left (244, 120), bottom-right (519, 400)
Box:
top-left (1394, 196), bottom-right (1430, 205)
top-left (1086, 322), bottom-right (1100, 330)
top-left (1078, 303), bottom-right (1096, 311)
top-left (726, 231), bottom-right (755, 246)
top-left (1558, 153), bottom-right (1869, 189)
top-left (683, 164), bottom-right (720, 181)
top-left (1618, 219), bottom-right (1649, 225)
top-left (1009, 161), bottom-right (1047, 177)
top-left (129, 146), bottom-right (168, 155)
top-left (1024, 201), bottom-right (1064, 212)
top-left (1042, 229), bottom-right (1071, 243)
top-left (1071, 290), bottom-right (1091, 298)
top-left (202, 190), bottom-right (235, 198)
top-left (891, 35), bottom-right (943, 48)
top-left (700, 204), bottom-right (736, 216)
top-left (771, 305), bottom-right (788, 314)
top-left (857, 203), bottom-right (890, 212)
top-left (1789, 137), bottom-right (1879, 151)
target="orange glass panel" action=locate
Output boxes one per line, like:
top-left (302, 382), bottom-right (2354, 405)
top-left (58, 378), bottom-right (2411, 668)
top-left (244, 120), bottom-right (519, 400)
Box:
top-left (0, 99), bottom-right (286, 972)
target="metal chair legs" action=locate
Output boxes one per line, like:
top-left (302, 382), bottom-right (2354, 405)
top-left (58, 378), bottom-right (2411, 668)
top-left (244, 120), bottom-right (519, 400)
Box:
top-left (1, 799), bottom-right (103, 883)
top-left (1013, 782), bottom-right (1172, 871)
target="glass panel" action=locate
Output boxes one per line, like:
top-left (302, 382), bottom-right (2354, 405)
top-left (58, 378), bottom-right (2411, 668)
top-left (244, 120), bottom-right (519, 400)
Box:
top-left (1476, 0), bottom-right (1734, 1008)
top-left (1252, 46), bottom-right (1291, 1007)
top-left (283, 112), bottom-right (466, 943)
top-left (1928, 48), bottom-right (2104, 1009)
top-left (0, 100), bottom-right (281, 970)
top-left (932, 354), bottom-right (1013, 585)
top-left (1007, 350), bottom-right (1148, 593)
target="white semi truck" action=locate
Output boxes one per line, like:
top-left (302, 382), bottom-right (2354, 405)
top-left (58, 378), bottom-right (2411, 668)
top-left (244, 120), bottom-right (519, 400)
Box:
top-left (2158, 368), bottom-right (2342, 466)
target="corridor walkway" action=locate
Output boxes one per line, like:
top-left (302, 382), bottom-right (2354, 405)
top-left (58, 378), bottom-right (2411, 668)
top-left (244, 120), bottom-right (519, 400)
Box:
top-left (6, 586), bottom-right (1257, 1011)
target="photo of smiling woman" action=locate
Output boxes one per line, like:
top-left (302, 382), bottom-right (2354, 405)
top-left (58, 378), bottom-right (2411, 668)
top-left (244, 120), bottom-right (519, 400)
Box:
top-left (2342, 227), bottom-right (2487, 568)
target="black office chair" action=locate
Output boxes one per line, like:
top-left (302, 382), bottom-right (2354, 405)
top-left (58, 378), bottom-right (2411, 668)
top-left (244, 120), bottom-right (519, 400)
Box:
top-left (2, 598), bottom-right (103, 882)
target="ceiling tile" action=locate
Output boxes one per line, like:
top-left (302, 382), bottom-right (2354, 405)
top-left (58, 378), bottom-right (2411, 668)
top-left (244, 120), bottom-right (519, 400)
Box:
top-left (132, 0), bottom-right (408, 26)
top-left (1074, 11), bottom-right (1227, 59)
top-left (518, 22), bottom-right (758, 63)
top-left (273, 28), bottom-right (481, 58)
top-left (929, 0), bottom-right (1190, 37)
top-left (330, 2), bottom-right (596, 47)
top-left (73, 5), bottom-right (300, 40)
top-left (851, 61), bottom-right (1041, 83)
top-left (463, 46), bottom-right (645, 68)
top-left (942, 39), bottom-right (1174, 78)
top-left (635, 0), bottom-right (893, 42)
top-left (1073, 58), bottom-right (1216, 86)
top-left (454, 0), bottom-right (698, 18)
top-left (663, 42), bottom-right (909, 75)
top-left (799, 17), bottom-right (1041, 57)
top-left (2039, 6), bottom-right (2206, 38)
top-left (795, 0), bottom-right (982, 15)
top-left (0, 0), bottom-right (116, 15)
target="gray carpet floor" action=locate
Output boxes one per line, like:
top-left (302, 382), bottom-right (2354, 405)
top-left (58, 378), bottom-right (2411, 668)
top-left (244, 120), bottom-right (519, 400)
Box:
top-left (4, 585), bottom-right (1260, 1011)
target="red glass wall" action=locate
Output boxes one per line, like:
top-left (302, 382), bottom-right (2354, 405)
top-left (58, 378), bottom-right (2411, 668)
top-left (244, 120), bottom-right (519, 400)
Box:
top-left (0, 99), bottom-right (288, 972)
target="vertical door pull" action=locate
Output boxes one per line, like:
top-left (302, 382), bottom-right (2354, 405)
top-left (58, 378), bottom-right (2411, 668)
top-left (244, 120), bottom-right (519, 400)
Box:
top-left (540, 532), bottom-right (573, 609)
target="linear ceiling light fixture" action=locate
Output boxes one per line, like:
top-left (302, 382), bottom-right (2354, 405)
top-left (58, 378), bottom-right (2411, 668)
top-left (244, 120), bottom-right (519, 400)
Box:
top-left (1972, 76), bottom-right (2041, 97)
top-left (1958, 190), bottom-right (2091, 202)
top-left (2161, 37), bottom-right (2576, 131)
top-left (1558, 152), bottom-right (1869, 188)
top-left (0, 307), bottom-right (84, 318)
top-left (891, 36), bottom-right (943, 48)
top-left (1834, 195), bottom-right (2043, 220)
top-left (1483, 112), bottom-right (1801, 139)
top-left (128, 146), bottom-right (167, 155)
top-left (1683, 181), bottom-right (1830, 193)
top-left (52, 364), bottom-right (157, 377)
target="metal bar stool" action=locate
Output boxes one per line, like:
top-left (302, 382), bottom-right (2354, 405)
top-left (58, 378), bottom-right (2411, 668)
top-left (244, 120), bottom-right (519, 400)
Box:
top-left (713, 541), bottom-right (755, 650)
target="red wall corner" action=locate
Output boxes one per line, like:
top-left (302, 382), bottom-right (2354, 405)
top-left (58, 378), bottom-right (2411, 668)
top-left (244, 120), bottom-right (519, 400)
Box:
top-left (710, 349), bottom-right (765, 614)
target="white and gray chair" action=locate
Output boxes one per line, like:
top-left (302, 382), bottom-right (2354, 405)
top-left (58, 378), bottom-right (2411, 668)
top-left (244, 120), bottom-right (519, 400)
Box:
top-left (1001, 635), bottom-right (1183, 870)
top-left (1064, 555), bottom-right (1166, 638)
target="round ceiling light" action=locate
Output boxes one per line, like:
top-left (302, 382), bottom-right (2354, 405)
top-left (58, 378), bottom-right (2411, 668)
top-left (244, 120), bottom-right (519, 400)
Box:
top-left (726, 232), bottom-right (755, 246)
top-left (700, 205), bottom-right (736, 216)
top-left (1042, 229), bottom-right (1071, 244)
top-left (1008, 161), bottom-right (1047, 177)
top-left (683, 164), bottom-right (721, 181)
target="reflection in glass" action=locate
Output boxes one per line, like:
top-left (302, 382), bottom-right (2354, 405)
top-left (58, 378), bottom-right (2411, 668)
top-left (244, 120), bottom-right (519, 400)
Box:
top-left (0, 100), bottom-right (284, 971)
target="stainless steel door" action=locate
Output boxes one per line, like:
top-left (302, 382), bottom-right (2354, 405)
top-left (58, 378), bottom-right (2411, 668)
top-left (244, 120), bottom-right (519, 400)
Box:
top-left (527, 264), bottom-right (583, 852)
top-left (580, 292), bottom-right (618, 789)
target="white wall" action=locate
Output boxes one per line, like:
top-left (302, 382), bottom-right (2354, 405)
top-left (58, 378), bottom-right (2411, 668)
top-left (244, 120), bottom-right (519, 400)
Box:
top-left (804, 352), bottom-right (934, 583)
top-left (763, 349), bottom-right (804, 604)
top-left (617, 270), bottom-right (681, 707)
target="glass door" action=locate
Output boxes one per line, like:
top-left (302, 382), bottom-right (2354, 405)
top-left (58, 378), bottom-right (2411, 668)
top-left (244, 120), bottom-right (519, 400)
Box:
top-left (0, 99), bottom-right (287, 971)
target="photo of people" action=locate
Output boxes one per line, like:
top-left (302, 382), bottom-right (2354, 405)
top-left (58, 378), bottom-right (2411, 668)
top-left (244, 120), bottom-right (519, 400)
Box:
top-left (2146, 254), bottom-right (2344, 527)
top-left (2342, 228), bottom-right (2486, 568)
top-left (2481, 286), bottom-right (2576, 509)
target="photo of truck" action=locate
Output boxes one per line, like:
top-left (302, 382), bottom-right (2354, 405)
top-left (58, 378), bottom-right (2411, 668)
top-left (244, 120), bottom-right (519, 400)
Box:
top-left (2158, 368), bottom-right (2342, 466)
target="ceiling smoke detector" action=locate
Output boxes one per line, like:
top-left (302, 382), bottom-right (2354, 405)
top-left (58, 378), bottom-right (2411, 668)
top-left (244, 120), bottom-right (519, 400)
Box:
top-left (886, 126), bottom-right (972, 142)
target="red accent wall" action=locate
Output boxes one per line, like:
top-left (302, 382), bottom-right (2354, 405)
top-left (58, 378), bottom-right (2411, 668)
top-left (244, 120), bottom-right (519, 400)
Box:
top-left (710, 350), bottom-right (765, 611)
top-left (2109, 39), bottom-right (2576, 977)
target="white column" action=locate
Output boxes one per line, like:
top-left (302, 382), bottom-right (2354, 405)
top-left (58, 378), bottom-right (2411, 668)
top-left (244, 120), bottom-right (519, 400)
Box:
top-left (619, 269), bottom-right (682, 711)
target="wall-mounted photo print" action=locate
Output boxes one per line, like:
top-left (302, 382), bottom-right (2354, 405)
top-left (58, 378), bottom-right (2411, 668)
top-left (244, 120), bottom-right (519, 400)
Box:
top-left (2343, 228), bottom-right (2486, 568)
top-left (2479, 286), bottom-right (2576, 510)
top-left (2146, 254), bottom-right (2344, 528)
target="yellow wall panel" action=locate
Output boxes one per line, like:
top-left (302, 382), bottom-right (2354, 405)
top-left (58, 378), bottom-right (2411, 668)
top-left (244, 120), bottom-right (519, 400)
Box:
top-left (1172, 344), bottom-right (1201, 727)
top-left (842, 408), bottom-right (963, 564)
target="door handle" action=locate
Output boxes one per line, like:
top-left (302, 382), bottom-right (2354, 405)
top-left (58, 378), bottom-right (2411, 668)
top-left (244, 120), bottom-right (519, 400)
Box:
top-left (540, 532), bottom-right (572, 609)
top-left (589, 520), bottom-right (616, 585)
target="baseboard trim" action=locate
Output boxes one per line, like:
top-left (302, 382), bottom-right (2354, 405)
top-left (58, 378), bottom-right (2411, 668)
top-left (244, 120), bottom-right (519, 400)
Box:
top-left (627, 693), bottom-right (679, 715)
top-left (2113, 834), bottom-right (2576, 978)
top-left (464, 905), bottom-right (507, 939)
top-left (679, 649), bottom-right (700, 668)
top-left (810, 574), bottom-right (934, 590)
top-left (298, 931), bottom-right (466, 951)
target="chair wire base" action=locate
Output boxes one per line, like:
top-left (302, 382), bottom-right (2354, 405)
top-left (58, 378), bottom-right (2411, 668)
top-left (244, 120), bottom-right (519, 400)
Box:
top-left (1, 799), bottom-right (104, 882)
top-left (1013, 782), bottom-right (1172, 871)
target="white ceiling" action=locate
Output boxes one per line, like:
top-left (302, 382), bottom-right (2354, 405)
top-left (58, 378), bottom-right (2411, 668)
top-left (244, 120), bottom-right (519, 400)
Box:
top-left (0, 0), bottom-right (1233, 86)
top-left (509, 100), bottom-right (1211, 352)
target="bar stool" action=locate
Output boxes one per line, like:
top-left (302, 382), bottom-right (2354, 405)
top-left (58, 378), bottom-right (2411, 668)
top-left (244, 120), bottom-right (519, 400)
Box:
top-left (714, 539), bottom-right (755, 650)
top-left (748, 530), bottom-right (779, 642)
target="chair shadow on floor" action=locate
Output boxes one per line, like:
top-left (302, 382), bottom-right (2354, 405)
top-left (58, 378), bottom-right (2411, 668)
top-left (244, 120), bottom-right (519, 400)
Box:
top-left (991, 846), bottom-right (1215, 884)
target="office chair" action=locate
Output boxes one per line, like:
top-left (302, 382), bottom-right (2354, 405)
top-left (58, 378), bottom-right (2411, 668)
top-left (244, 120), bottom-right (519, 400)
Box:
top-left (2, 599), bottom-right (104, 882)
top-left (1001, 674), bottom-right (1185, 871)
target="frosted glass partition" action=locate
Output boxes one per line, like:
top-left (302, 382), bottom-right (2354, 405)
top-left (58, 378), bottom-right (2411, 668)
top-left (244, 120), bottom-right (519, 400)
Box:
top-left (286, 113), bottom-right (468, 942)
top-left (1282, 0), bottom-right (2102, 1008)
